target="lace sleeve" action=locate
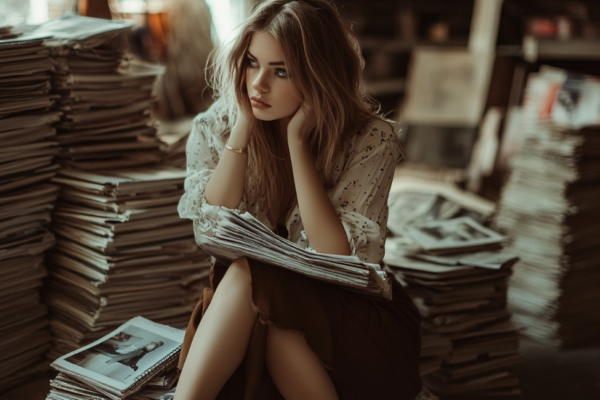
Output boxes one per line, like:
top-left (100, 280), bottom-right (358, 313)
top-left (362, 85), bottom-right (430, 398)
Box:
top-left (177, 103), bottom-right (247, 238)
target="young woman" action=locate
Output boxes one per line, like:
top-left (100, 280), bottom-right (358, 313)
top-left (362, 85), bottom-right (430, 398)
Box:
top-left (174, 1), bottom-right (421, 399)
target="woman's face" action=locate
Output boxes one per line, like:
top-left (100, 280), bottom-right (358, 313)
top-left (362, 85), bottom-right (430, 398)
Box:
top-left (245, 31), bottom-right (301, 122)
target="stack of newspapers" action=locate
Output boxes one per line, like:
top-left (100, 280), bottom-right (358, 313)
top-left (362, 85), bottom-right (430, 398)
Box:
top-left (198, 208), bottom-right (393, 300)
top-left (47, 317), bottom-right (183, 400)
top-left (30, 15), bottom-right (164, 170)
top-left (386, 178), bottom-right (496, 233)
top-left (384, 181), bottom-right (522, 399)
top-left (156, 119), bottom-right (193, 169)
top-left (44, 167), bottom-right (211, 359)
top-left (495, 122), bottom-right (600, 347)
top-left (419, 332), bottom-right (452, 377)
top-left (494, 66), bottom-right (600, 347)
top-left (0, 31), bottom-right (62, 391)
top-left (160, 132), bottom-right (189, 169)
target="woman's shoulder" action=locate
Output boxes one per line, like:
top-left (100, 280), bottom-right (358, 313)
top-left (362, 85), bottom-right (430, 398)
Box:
top-left (357, 117), bottom-right (398, 140)
top-left (350, 117), bottom-right (402, 159)
top-left (191, 97), bottom-right (234, 138)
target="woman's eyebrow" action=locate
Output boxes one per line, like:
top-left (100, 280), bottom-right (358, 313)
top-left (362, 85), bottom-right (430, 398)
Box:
top-left (247, 51), bottom-right (285, 66)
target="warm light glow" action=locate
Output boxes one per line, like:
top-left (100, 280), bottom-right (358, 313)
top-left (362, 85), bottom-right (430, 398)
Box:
top-left (28, 0), bottom-right (50, 24)
top-left (205, 0), bottom-right (245, 43)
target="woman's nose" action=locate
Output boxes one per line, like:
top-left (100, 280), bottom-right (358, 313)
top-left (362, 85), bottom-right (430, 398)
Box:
top-left (252, 69), bottom-right (269, 93)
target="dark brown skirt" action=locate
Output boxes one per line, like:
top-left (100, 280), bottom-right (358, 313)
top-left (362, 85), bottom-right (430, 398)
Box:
top-left (178, 258), bottom-right (422, 400)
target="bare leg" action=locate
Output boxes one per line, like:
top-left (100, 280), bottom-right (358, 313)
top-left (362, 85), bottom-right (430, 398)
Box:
top-left (266, 326), bottom-right (339, 400)
top-left (174, 257), bottom-right (256, 400)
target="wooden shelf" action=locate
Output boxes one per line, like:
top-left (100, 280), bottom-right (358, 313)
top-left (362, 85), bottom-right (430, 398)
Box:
top-left (360, 37), bottom-right (469, 53)
top-left (365, 78), bottom-right (405, 96)
top-left (523, 36), bottom-right (600, 62)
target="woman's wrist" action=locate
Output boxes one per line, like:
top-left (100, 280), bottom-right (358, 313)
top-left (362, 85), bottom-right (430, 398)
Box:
top-left (287, 130), bottom-right (309, 152)
top-left (229, 120), bottom-right (251, 149)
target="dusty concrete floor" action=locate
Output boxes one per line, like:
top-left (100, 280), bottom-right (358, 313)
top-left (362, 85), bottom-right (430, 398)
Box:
top-left (1, 338), bottom-right (599, 400)
top-left (515, 338), bottom-right (600, 400)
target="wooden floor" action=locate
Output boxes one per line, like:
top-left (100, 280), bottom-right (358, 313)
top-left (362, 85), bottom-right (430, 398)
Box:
top-left (2, 338), bottom-right (600, 400)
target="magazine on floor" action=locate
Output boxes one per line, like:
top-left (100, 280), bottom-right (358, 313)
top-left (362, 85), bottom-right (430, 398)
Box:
top-left (405, 217), bottom-right (506, 255)
top-left (51, 316), bottom-right (184, 400)
top-left (197, 208), bottom-right (392, 300)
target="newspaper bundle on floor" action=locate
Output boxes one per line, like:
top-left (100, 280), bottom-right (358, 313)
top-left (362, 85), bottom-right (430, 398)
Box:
top-left (44, 167), bottom-right (210, 360)
top-left (198, 208), bottom-right (392, 300)
top-left (47, 317), bottom-right (184, 400)
top-left (384, 180), bottom-right (522, 398)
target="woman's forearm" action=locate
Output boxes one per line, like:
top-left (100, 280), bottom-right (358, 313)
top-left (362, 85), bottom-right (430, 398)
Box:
top-left (288, 137), bottom-right (351, 256)
top-left (204, 121), bottom-right (250, 209)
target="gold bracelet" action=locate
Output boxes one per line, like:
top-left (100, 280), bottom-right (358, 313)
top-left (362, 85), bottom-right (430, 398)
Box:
top-left (225, 144), bottom-right (248, 154)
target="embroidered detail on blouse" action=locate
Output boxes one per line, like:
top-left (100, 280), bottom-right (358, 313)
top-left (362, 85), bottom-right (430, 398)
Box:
top-left (178, 99), bottom-right (402, 264)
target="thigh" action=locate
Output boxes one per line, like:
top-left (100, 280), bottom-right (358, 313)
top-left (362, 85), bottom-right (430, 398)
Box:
top-left (265, 326), bottom-right (338, 400)
top-left (247, 259), bottom-right (422, 400)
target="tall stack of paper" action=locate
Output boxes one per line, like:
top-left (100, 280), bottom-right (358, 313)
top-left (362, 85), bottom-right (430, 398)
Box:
top-left (156, 119), bottom-right (193, 169)
top-left (494, 123), bottom-right (600, 347)
top-left (419, 332), bottom-right (452, 377)
top-left (0, 32), bottom-right (62, 391)
top-left (385, 183), bottom-right (522, 398)
top-left (160, 133), bottom-right (189, 168)
top-left (30, 15), bottom-right (164, 170)
top-left (44, 167), bottom-right (211, 360)
top-left (494, 66), bottom-right (600, 347)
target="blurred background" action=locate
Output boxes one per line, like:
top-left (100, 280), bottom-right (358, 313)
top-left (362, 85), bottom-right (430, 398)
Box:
top-left (1, 0), bottom-right (600, 399)
top-left (5, 0), bottom-right (599, 199)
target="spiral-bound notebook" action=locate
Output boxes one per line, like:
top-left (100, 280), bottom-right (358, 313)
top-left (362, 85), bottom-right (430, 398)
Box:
top-left (50, 316), bottom-right (184, 400)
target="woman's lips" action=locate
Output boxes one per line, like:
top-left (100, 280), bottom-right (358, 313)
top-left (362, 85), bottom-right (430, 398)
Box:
top-left (250, 97), bottom-right (271, 109)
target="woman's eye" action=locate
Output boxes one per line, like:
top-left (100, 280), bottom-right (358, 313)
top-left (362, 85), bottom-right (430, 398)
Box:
top-left (275, 69), bottom-right (288, 78)
top-left (248, 58), bottom-right (258, 67)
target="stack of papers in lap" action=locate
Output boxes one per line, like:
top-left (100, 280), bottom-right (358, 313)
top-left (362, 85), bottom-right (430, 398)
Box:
top-left (44, 167), bottom-right (211, 359)
top-left (46, 317), bottom-right (183, 400)
top-left (29, 15), bottom-right (164, 170)
top-left (385, 182), bottom-right (522, 398)
top-left (494, 121), bottom-right (600, 347)
top-left (199, 208), bottom-right (393, 300)
top-left (0, 30), bottom-right (61, 391)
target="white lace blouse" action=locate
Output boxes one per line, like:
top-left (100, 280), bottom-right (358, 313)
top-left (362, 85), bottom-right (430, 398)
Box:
top-left (178, 99), bottom-right (402, 265)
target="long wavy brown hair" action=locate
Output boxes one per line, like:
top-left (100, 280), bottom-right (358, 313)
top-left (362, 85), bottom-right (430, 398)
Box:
top-left (209, 0), bottom-right (394, 226)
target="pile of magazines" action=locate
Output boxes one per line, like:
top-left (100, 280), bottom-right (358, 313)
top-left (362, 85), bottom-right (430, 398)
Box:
top-left (47, 317), bottom-right (182, 400)
top-left (384, 179), bottom-right (522, 399)
top-left (30, 15), bottom-right (164, 170)
top-left (44, 167), bottom-right (211, 360)
top-left (0, 29), bottom-right (62, 391)
top-left (494, 67), bottom-right (600, 347)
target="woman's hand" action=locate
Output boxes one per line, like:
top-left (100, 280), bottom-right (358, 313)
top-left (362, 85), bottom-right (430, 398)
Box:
top-left (287, 104), bottom-right (316, 144)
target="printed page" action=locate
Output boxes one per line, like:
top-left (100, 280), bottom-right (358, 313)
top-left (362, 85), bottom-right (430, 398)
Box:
top-left (51, 316), bottom-right (184, 397)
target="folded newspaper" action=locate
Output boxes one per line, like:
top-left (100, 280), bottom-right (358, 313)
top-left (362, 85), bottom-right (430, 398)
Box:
top-left (198, 208), bottom-right (392, 300)
top-left (50, 317), bottom-right (184, 400)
